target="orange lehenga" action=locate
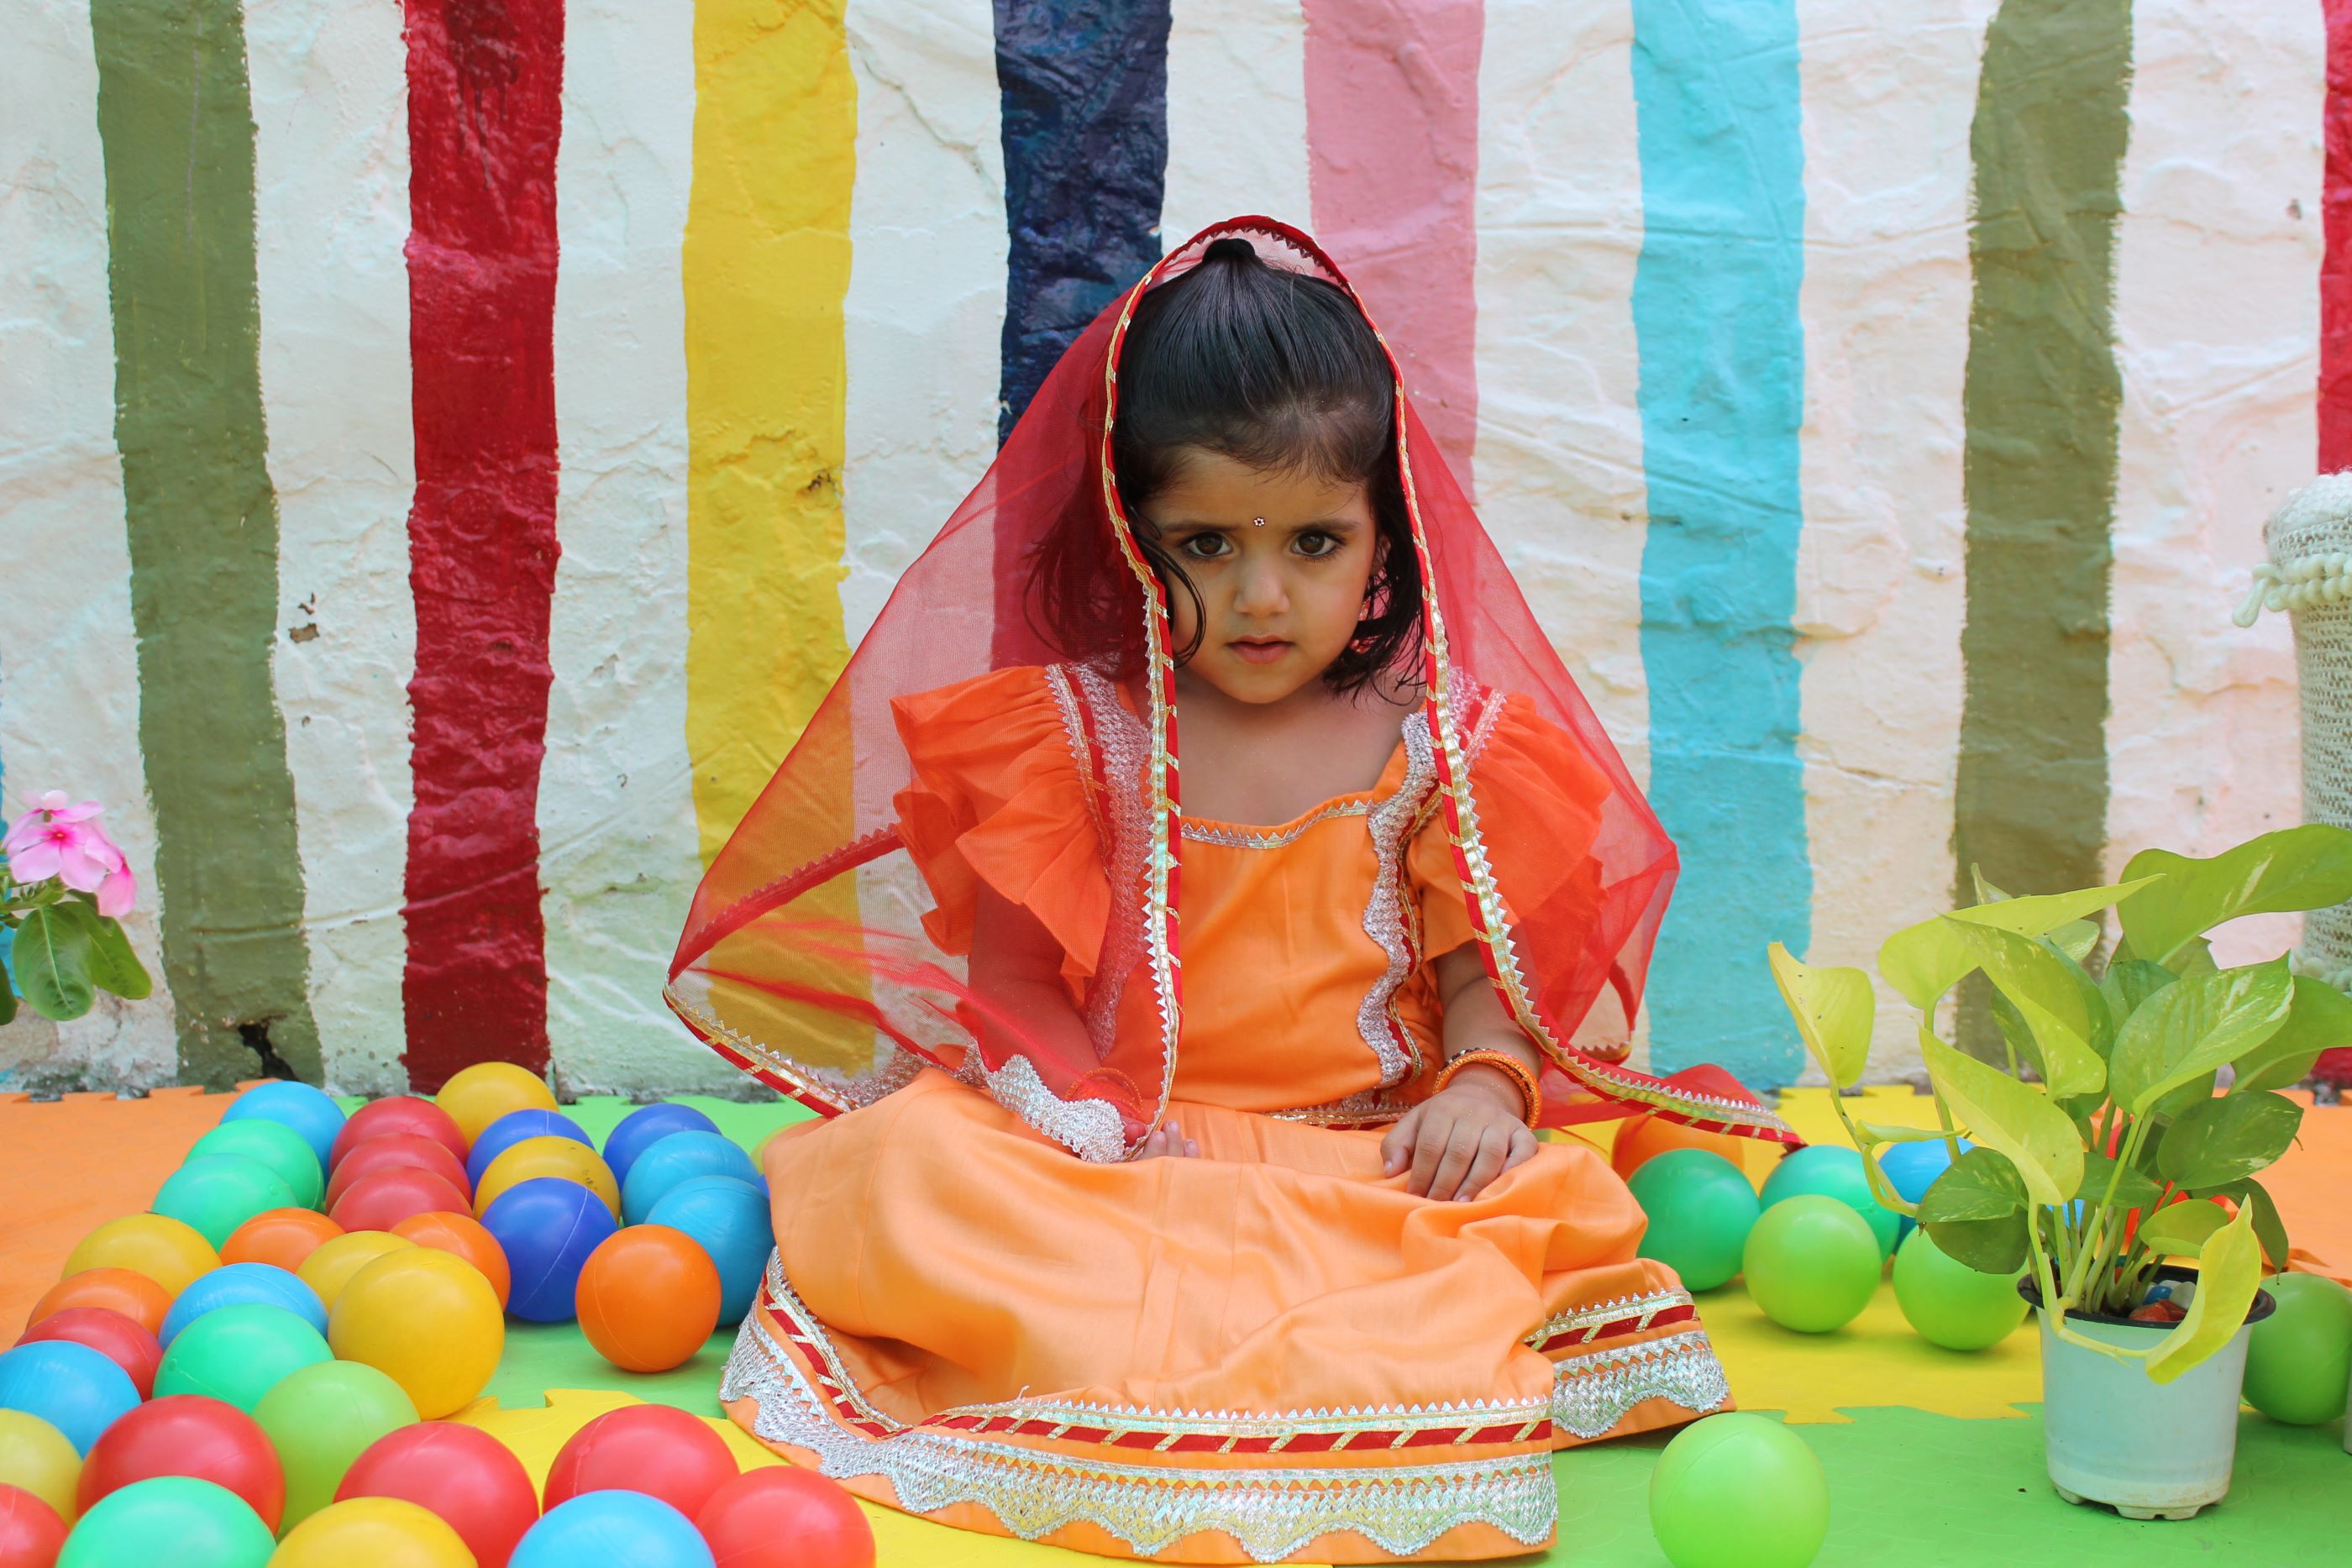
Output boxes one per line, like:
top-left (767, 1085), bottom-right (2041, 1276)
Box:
top-left (669, 218), bottom-right (1794, 1562)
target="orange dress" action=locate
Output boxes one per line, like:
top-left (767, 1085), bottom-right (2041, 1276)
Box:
top-left (719, 665), bottom-right (1730, 1563)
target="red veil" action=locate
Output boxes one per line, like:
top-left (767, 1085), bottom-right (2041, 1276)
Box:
top-left (668, 217), bottom-right (1794, 1160)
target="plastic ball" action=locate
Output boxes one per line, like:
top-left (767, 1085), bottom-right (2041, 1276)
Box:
top-left (576, 1225), bottom-right (722, 1373)
top-left (1647, 1413), bottom-right (1828, 1568)
top-left (328, 1248), bottom-right (503, 1419)
top-left (25, 1274), bottom-right (169, 1344)
top-left (328, 1165), bottom-right (473, 1235)
top-left (0, 1344), bottom-right (139, 1457)
top-left (183, 1122), bottom-right (324, 1212)
top-left (326, 1134), bottom-right (474, 1210)
top-left (151, 1304), bottom-right (329, 1413)
top-left (0, 1411), bottom-right (81, 1523)
top-left (0, 1482), bottom-right (66, 1568)
top-left (271, 1497), bottom-right (475, 1568)
top-left (339, 1421), bottom-right (538, 1568)
top-left (1742, 1196), bottom-right (1882, 1335)
top-left (511, 1491), bottom-right (713, 1568)
top-left (295, 1231), bottom-right (413, 1311)
top-left (1889, 1230), bottom-right (2027, 1351)
top-left (150, 1157), bottom-right (297, 1253)
top-left (620, 1133), bottom-right (759, 1225)
top-left (156, 1264), bottom-right (324, 1346)
top-left (475, 1138), bottom-right (620, 1222)
top-left (1611, 1112), bottom-right (1756, 1183)
top-left (1630, 1151), bottom-right (1761, 1293)
top-left (481, 1178), bottom-right (619, 1323)
top-left (465, 1109), bottom-right (591, 1189)
top-left (544, 1404), bottom-right (737, 1520)
top-left (2243, 1272), bottom-right (2352, 1425)
top-left (391, 1211), bottom-right (512, 1308)
top-left (696, 1466), bottom-right (874, 1568)
top-left (76, 1396), bottom-right (282, 1533)
top-left (1875, 1137), bottom-right (1972, 1244)
top-left (250, 1360), bottom-right (418, 1529)
top-left (219, 1082), bottom-right (346, 1169)
top-left (603, 1104), bottom-right (722, 1192)
top-left (218, 1209), bottom-right (342, 1276)
top-left (330, 1099), bottom-right (467, 1172)
top-left (643, 1177), bottom-right (767, 1316)
top-left (53, 1476), bottom-right (275, 1568)
top-left (434, 1062), bottom-right (559, 1148)
top-left (14, 1312), bottom-right (160, 1401)
top-left (64, 1218), bottom-right (218, 1301)
top-left (1760, 1146), bottom-right (1899, 1260)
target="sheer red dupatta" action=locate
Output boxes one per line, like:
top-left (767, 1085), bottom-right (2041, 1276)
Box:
top-left (666, 216), bottom-right (1796, 1159)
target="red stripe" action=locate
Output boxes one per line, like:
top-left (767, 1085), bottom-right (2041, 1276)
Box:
top-left (399, 0), bottom-right (565, 1088)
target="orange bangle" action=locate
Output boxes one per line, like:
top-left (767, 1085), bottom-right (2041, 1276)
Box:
top-left (1434, 1047), bottom-right (1541, 1126)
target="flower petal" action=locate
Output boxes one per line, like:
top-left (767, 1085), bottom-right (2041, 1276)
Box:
top-left (96, 865), bottom-right (137, 918)
top-left (9, 840), bottom-right (63, 883)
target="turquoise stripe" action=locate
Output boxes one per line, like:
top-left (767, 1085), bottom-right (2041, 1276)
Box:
top-left (1629, 1), bottom-right (1810, 1088)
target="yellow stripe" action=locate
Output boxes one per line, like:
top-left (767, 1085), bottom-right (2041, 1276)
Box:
top-left (683, 0), bottom-right (857, 863)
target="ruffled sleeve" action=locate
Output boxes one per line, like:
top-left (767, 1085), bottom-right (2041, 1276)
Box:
top-left (890, 665), bottom-right (1110, 994)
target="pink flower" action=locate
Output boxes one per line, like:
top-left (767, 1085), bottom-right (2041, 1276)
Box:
top-left (6, 794), bottom-right (137, 913)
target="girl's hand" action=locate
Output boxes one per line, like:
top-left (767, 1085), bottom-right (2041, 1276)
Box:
top-left (1134, 1115), bottom-right (1200, 1161)
top-left (1379, 1072), bottom-right (1538, 1202)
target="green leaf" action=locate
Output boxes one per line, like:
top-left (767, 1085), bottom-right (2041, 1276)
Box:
top-left (2118, 826), bottom-right (2352, 970)
top-left (1945, 877), bottom-right (2159, 938)
top-left (1880, 878), bottom-right (2155, 1011)
top-left (2234, 976), bottom-right (2352, 1093)
top-left (13, 905), bottom-right (95, 1020)
top-left (52, 898), bottom-right (152, 1001)
top-left (2138, 1200), bottom-right (2229, 1256)
top-left (0, 965), bottom-right (15, 1025)
top-left (2193, 1178), bottom-right (2292, 1270)
top-left (2097, 959), bottom-right (2176, 1037)
top-left (1940, 920), bottom-right (2106, 1097)
top-left (2071, 1149), bottom-right (2161, 1212)
top-left (1919, 1028), bottom-right (2084, 1209)
top-left (1918, 1147), bottom-right (2030, 1272)
top-left (1767, 942), bottom-right (1874, 1090)
top-left (2107, 959), bottom-right (2293, 1116)
top-left (2145, 1203), bottom-right (2265, 1386)
top-left (2156, 1090), bottom-right (2301, 1190)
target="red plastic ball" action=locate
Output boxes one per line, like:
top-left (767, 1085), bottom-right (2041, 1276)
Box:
top-left (0, 1484), bottom-right (66, 1568)
top-left (332, 1098), bottom-right (468, 1170)
top-left (696, 1466), bottom-right (874, 1568)
top-left (329, 1165), bottom-right (473, 1233)
top-left (338, 1420), bottom-right (541, 1568)
top-left (76, 1394), bottom-right (286, 1531)
top-left (327, 1134), bottom-right (475, 1209)
top-left (543, 1404), bottom-right (738, 1522)
top-left (14, 1308), bottom-right (163, 1399)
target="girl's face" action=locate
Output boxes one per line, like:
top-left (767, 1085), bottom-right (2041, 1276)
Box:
top-left (1140, 448), bottom-right (1382, 706)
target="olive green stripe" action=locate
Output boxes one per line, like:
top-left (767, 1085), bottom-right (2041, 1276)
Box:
top-left (90, 0), bottom-right (320, 1087)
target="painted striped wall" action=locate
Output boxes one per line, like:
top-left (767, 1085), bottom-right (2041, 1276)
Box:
top-left (0, 0), bottom-right (2321, 1095)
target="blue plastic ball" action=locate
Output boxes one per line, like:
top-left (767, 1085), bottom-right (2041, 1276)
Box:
top-left (1876, 1136), bottom-right (1973, 1243)
top-left (1760, 1145), bottom-right (1900, 1260)
top-left (0, 1340), bottom-right (140, 1455)
top-left (602, 1104), bottom-right (721, 1191)
top-left (466, 1108), bottom-right (594, 1188)
top-left (647, 1175), bottom-right (771, 1324)
top-left (482, 1177), bottom-right (620, 1322)
top-left (156, 1261), bottom-right (325, 1347)
top-left (219, 1080), bottom-right (348, 1167)
top-left (511, 1490), bottom-right (716, 1568)
top-left (619, 1131), bottom-right (759, 1225)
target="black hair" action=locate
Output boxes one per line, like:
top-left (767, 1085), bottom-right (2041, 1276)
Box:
top-left (1108, 238), bottom-right (1424, 695)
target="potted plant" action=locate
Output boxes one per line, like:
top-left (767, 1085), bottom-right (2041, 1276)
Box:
top-left (1767, 824), bottom-right (2352, 1520)
top-left (3, 793), bottom-right (151, 1022)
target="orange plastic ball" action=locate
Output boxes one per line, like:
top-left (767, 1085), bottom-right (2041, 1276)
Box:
top-left (1610, 1111), bottom-right (1757, 1183)
top-left (391, 1212), bottom-right (512, 1308)
top-left (27, 1269), bottom-right (173, 1338)
top-left (577, 1225), bottom-right (722, 1373)
top-left (220, 1209), bottom-right (345, 1274)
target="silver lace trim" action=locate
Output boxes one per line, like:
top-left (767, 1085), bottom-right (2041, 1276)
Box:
top-left (1179, 800), bottom-right (1373, 847)
top-left (1054, 665), bottom-right (1158, 1082)
top-left (951, 1048), bottom-right (1129, 1165)
top-left (1524, 1287), bottom-right (1693, 1348)
top-left (1549, 1329), bottom-right (1730, 1440)
top-left (1357, 717), bottom-right (1437, 1087)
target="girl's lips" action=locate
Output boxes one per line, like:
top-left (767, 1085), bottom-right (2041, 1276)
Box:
top-left (1229, 639), bottom-right (1293, 665)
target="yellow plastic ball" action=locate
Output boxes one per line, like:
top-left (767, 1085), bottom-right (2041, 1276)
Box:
top-left (473, 1136), bottom-right (621, 1221)
top-left (296, 1230), bottom-right (414, 1311)
top-left (328, 1246), bottom-right (504, 1419)
top-left (269, 1496), bottom-right (476, 1567)
top-left (0, 1409), bottom-right (81, 1523)
top-left (433, 1062), bottom-right (558, 1150)
top-left (63, 1214), bottom-right (219, 1299)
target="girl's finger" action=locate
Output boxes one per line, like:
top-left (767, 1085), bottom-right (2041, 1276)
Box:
top-left (1380, 1107), bottom-right (1421, 1176)
top-left (1454, 1129), bottom-right (1512, 1203)
top-left (1424, 1122), bottom-right (1481, 1203)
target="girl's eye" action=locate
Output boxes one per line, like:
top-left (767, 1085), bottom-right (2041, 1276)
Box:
top-left (1180, 534), bottom-right (1230, 559)
top-left (1295, 532), bottom-right (1339, 559)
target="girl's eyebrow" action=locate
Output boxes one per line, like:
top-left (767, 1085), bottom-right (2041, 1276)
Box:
top-left (1161, 516), bottom-right (1361, 532)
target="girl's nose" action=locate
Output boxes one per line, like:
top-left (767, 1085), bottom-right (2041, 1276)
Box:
top-left (1233, 557), bottom-right (1289, 615)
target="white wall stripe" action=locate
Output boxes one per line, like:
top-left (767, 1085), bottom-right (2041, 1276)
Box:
top-left (1163, 0), bottom-right (1313, 243)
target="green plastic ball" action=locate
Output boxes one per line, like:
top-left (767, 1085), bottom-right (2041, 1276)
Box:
top-left (1760, 1145), bottom-right (1899, 1259)
top-left (154, 1303), bottom-right (331, 1413)
top-left (252, 1358), bottom-right (420, 1528)
top-left (1632, 1150), bottom-right (1761, 1292)
top-left (55, 1476), bottom-right (276, 1568)
top-left (1890, 1229), bottom-right (2027, 1350)
top-left (151, 1156), bottom-right (297, 1251)
top-left (1743, 1195), bottom-right (1881, 1334)
top-left (1648, 1413), bottom-right (1829, 1568)
top-left (186, 1120), bottom-right (326, 1211)
top-left (2243, 1272), bottom-right (2352, 1426)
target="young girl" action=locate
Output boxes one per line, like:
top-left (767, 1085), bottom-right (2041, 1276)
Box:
top-left (667, 218), bottom-right (1794, 1564)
